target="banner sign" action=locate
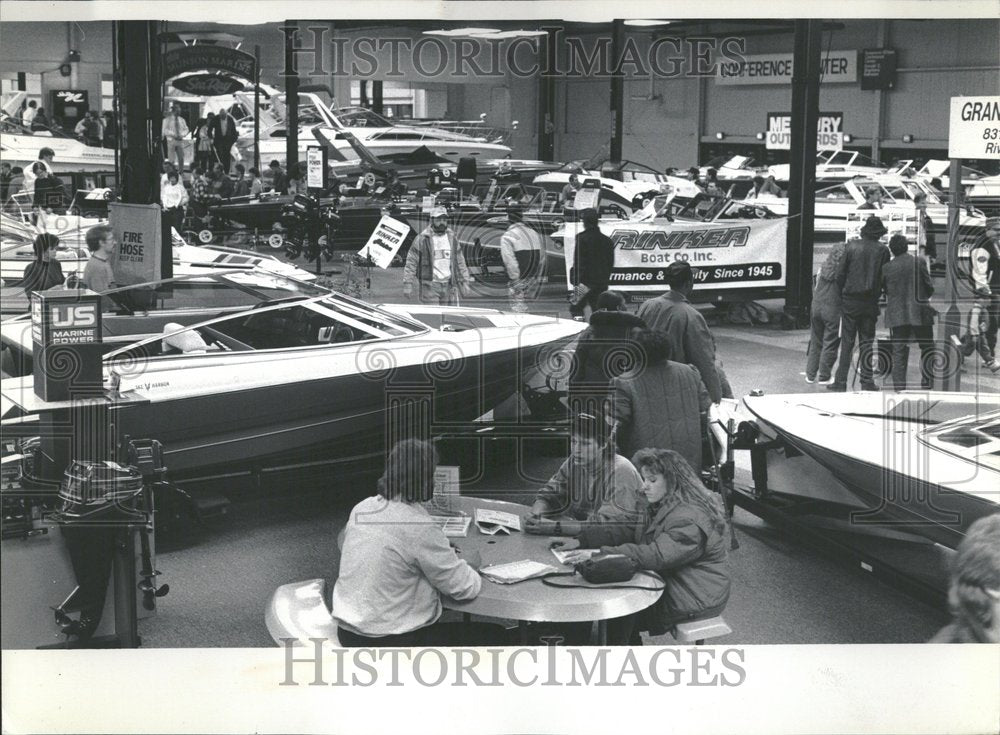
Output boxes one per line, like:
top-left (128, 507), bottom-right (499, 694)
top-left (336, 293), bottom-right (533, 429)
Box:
top-left (845, 211), bottom-right (916, 243)
top-left (766, 112), bottom-right (844, 151)
top-left (109, 202), bottom-right (163, 285)
top-left (563, 218), bottom-right (788, 294)
top-left (718, 50), bottom-right (857, 85)
top-left (163, 46), bottom-right (257, 82)
top-left (171, 74), bottom-right (244, 97)
top-left (359, 215), bottom-right (411, 269)
top-left (948, 96), bottom-right (1000, 159)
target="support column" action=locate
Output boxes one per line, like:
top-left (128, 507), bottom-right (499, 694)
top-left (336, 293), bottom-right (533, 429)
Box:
top-left (284, 20), bottom-right (300, 174)
top-left (113, 21), bottom-right (163, 206)
top-left (870, 20), bottom-right (888, 162)
top-left (372, 80), bottom-right (384, 115)
top-left (536, 28), bottom-right (557, 161)
top-left (113, 20), bottom-right (169, 278)
top-left (609, 20), bottom-right (625, 162)
top-left (783, 19), bottom-right (822, 328)
top-left (935, 159), bottom-right (963, 391)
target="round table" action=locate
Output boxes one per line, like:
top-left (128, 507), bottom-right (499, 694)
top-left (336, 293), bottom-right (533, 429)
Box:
top-left (441, 497), bottom-right (663, 644)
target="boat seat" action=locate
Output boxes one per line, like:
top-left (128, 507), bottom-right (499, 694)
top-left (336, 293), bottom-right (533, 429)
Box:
top-left (670, 616), bottom-right (732, 645)
top-left (264, 578), bottom-right (340, 646)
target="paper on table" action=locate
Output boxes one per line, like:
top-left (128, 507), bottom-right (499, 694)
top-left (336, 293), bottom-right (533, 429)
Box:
top-left (551, 548), bottom-right (599, 565)
top-left (475, 508), bottom-right (521, 535)
top-left (429, 515), bottom-right (471, 538)
top-left (479, 560), bottom-right (560, 584)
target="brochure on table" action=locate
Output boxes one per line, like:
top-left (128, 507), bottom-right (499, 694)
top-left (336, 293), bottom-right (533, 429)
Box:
top-left (475, 509), bottom-right (522, 535)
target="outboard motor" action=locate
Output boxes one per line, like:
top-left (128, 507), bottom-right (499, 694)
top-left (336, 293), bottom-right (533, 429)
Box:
top-left (51, 461), bottom-right (145, 640)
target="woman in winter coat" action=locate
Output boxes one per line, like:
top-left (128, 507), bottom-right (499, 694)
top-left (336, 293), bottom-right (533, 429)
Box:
top-left (553, 447), bottom-right (731, 645)
top-left (568, 290), bottom-right (646, 400)
top-left (610, 327), bottom-right (708, 472)
top-left (805, 241), bottom-right (847, 384)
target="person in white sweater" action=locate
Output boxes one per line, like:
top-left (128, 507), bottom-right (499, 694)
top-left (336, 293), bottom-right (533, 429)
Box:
top-left (332, 439), bottom-right (505, 647)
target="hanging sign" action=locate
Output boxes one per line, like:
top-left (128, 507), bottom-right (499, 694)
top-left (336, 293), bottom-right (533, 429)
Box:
top-left (163, 46), bottom-right (257, 81)
top-left (718, 50), bottom-right (857, 85)
top-left (171, 74), bottom-right (244, 96)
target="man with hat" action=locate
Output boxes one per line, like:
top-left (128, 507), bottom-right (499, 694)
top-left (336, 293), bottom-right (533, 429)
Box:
top-left (569, 207), bottom-right (615, 319)
top-left (828, 215), bottom-right (891, 391)
top-left (500, 203), bottom-right (545, 313)
top-left (403, 206), bottom-right (471, 305)
top-left (637, 260), bottom-right (723, 404)
top-left (882, 234), bottom-right (936, 390)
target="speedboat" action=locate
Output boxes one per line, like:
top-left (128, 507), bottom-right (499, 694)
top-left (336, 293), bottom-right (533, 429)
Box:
top-left (965, 174), bottom-right (1000, 218)
top-left (224, 85), bottom-right (512, 164)
top-left (750, 174), bottom-right (987, 241)
top-left (1, 276), bottom-right (586, 481)
top-left (1, 93), bottom-right (116, 173)
top-left (767, 149), bottom-right (887, 184)
top-left (712, 391), bottom-right (1000, 550)
top-left (533, 158), bottom-right (700, 219)
top-left (1, 213), bottom-right (315, 289)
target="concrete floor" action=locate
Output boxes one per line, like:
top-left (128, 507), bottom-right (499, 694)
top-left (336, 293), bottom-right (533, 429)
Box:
top-left (135, 264), bottom-right (984, 647)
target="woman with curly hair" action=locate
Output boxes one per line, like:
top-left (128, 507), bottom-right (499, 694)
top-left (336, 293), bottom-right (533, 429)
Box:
top-left (805, 240), bottom-right (848, 384)
top-left (931, 514), bottom-right (1000, 643)
top-left (332, 439), bottom-right (505, 647)
top-left (553, 448), bottom-right (731, 644)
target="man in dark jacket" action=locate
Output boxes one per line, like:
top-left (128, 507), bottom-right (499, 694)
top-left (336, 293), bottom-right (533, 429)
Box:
top-left (882, 235), bottom-right (935, 390)
top-left (829, 215), bottom-right (891, 392)
top-left (637, 261), bottom-right (723, 403)
top-left (570, 208), bottom-right (615, 318)
top-left (209, 110), bottom-right (239, 174)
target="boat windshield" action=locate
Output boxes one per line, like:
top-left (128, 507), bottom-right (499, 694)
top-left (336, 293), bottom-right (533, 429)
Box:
top-left (920, 411), bottom-right (1000, 472)
top-left (333, 107), bottom-right (394, 128)
top-left (819, 150), bottom-right (884, 169)
top-left (106, 293), bottom-right (426, 364)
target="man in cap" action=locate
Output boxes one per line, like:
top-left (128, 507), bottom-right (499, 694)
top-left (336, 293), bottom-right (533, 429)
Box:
top-left (637, 260), bottom-right (723, 404)
top-left (500, 203), bottom-right (545, 313)
top-left (403, 206), bottom-right (472, 305)
top-left (570, 207), bottom-right (615, 319)
top-left (828, 215), bottom-right (891, 391)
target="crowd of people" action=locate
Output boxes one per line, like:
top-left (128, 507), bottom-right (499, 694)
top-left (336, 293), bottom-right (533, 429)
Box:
top-left (807, 213), bottom-right (1000, 386)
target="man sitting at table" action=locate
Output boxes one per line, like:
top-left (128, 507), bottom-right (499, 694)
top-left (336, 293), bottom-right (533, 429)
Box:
top-left (552, 447), bottom-right (731, 645)
top-left (525, 413), bottom-right (644, 536)
top-left (332, 439), bottom-right (507, 647)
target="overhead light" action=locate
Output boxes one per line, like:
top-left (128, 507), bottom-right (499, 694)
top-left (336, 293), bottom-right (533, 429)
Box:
top-left (843, 134), bottom-right (853, 143)
top-left (715, 132), bottom-right (725, 140)
top-left (755, 132), bottom-right (765, 141)
top-left (423, 28), bottom-right (502, 37)
top-left (902, 134), bottom-right (914, 143)
top-left (624, 19), bottom-right (674, 26)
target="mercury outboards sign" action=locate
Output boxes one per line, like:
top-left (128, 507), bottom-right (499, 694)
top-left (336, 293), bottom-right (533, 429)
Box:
top-left (31, 290), bottom-right (104, 402)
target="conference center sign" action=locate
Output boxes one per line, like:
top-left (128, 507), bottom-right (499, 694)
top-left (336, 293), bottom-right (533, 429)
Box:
top-left (718, 50), bottom-right (857, 85)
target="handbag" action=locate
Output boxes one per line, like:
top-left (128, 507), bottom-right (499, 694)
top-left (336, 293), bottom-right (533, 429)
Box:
top-left (575, 553), bottom-right (638, 584)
